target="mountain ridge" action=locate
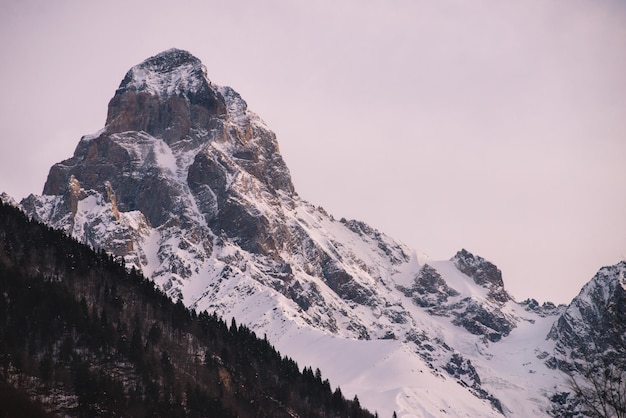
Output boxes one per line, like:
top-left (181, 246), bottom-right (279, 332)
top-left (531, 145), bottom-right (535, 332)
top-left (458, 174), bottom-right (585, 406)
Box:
top-left (9, 49), bottom-right (625, 417)
top-left (0, 198), bottom-right (375, 417)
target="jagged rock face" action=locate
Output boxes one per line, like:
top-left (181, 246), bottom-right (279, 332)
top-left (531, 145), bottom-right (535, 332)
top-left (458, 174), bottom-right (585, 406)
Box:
top-left (35, 48), bottom-right (302, 279)
top-left (398, 264), bottom-right (459, 308)
top-left (444, 353), bottom-right (504, 414)
top-left (42, 49), bottom-right (293, 232)
top-left (396, 250), bottom-right (518, 341)
top-left (105, 49), bottom-right (227, 143)
top-left (452, 249), bottom-right (510, 303)
top-left (520, 298), bottom-right (563, 318)
top-left (451, 299), bottom-right (516, 342)
top-left (547, 261), bottom-right (626, 367)
top-left (446, 250), bottom-right (517, 341)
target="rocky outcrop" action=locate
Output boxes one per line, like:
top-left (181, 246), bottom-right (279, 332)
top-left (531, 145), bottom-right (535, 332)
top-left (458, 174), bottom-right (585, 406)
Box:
top-left (448, 250), bottom-right (517, 341)
top-left (544, 262), bottom-right (626, 416)
top-left (520, 298), bottom-right (563, 318)
top-left (398, 264), bottom-right (459, 309)
top-left (547, 261), bottom-right (626, 368)
top-left (451, 298), bottom-right (516, 342)
top-left (105, 49), bottom-right (227, 143)
top-left (444, 353), bottom-right (503, 414)
top-left (396, 256), bottom-right (518, 342)
top-left (452, 249), bottom-right (510, 303)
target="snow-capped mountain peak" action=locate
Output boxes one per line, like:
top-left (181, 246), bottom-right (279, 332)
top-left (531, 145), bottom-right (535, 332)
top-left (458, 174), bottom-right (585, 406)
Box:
top-left (118, 48), bottom-right (208, 97)
top-left (14, 50), bottom-right (625, 417)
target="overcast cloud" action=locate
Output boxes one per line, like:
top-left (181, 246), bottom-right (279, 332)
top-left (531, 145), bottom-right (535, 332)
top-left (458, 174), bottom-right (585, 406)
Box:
top-left (1, 0), bottom-right (625, 304)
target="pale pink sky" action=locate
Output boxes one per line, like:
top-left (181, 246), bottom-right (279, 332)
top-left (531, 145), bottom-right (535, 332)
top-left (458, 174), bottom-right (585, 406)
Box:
top-left (1, 0), bottom-right (625, 304)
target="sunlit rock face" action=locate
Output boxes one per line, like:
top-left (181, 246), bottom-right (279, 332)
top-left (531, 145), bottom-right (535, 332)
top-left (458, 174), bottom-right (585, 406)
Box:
top-left (105, 49), bottom-right (227, 144)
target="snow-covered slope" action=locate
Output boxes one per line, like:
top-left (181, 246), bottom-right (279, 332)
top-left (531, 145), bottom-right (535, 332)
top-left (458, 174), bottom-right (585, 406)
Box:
top-left (14, 49), bottom-right (624, 417)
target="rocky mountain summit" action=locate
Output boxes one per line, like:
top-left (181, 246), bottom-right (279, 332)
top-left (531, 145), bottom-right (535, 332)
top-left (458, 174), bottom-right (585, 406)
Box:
top-left (22, 48), bottom-right (411, 341)
top-left (15, 49), bottom-right (626, 417)
top-left (548, 261), bottom-right (626, 367)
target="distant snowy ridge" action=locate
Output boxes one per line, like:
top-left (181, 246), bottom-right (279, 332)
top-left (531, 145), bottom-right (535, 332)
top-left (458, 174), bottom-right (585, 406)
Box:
top-left (13, 49), bottom-right (625, 417)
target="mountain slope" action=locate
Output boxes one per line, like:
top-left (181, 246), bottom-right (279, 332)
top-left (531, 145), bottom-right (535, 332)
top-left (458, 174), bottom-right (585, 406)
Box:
top-left (13, 49), bottom-right (625, 417)
top-left (21, 48), bottom-right (418, 345)
top-left (0, 199), bottom-right (374, 417)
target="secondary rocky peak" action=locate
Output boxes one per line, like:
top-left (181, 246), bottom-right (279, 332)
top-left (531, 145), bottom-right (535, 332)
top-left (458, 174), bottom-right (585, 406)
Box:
top-left (105, 48), bottom-right (227, 142)
top-left (548, 261), bottom-right (626, 366)
top-left (452, 249), bottom-right (510, 303)
top-left (397, 264), bottom-right (459, 309)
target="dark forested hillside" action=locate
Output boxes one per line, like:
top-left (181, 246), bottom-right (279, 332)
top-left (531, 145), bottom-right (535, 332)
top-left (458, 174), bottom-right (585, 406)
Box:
top-left (0, 200), bottom-right (375, 417)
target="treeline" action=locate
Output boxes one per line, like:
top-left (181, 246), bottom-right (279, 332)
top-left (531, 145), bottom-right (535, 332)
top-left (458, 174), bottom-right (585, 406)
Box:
top-left (0, 200), bottom-right (376, 417)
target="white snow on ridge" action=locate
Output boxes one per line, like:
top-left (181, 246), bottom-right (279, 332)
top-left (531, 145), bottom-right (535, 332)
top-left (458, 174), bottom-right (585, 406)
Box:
top-left (111, 132), bottom-right (178, 176)
top-left (429, 260), bottom-right (490, 300)
top-left (274, 327), bottom-right (502, 418)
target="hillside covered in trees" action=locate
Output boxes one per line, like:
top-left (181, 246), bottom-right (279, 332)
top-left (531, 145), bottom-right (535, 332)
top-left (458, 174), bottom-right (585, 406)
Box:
top-left (0, 200), bottom-right (376, 417)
